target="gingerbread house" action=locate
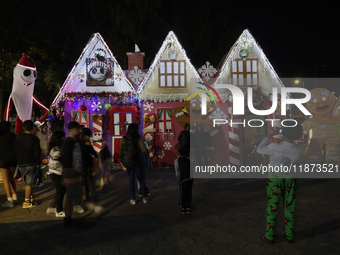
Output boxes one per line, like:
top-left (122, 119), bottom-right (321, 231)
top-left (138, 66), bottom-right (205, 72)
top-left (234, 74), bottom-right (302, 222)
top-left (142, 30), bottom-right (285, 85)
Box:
top-left (50, 33), bottom-right (142, 160)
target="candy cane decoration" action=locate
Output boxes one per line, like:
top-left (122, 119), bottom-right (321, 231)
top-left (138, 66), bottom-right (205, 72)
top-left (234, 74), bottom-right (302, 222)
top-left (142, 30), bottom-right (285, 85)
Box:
top-left (228, 95), bottom-right (242, 166)
top-left (91, 114), bottom-right (103, 154)
top-left (248, 141), bottom-right (266, 158)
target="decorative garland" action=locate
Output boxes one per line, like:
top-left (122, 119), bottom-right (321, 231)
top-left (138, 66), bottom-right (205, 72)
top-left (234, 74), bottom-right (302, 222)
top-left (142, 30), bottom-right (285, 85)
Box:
top-left (50, 91), bottom-right (138, 120)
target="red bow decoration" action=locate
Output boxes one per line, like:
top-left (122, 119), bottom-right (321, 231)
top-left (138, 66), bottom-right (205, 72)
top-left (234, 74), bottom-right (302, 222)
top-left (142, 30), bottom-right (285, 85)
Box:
top-left (316, 112), bottom-right (331, 121)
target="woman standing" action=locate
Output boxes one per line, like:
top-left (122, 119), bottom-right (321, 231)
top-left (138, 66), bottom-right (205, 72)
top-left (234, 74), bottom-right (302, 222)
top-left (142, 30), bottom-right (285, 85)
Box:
top-left (0, 121), bottom-right (17, 208)
top-left (46, 131), bottom-right (66, 217)
top-left (120, 123), bottom-right (148, 205)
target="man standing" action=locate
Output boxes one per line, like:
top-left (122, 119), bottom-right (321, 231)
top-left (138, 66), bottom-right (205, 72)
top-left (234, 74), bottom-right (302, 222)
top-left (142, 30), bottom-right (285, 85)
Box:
top-left (178, 124), bottom-right (190, 157)
top-left (62, 121), bottom-right (84, 227)
top-left (14, 120), bottom-right (41, 208)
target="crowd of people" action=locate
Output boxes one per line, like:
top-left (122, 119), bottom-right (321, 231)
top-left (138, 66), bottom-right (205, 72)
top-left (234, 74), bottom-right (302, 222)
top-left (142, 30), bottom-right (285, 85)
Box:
top-left (1, 119), bottom-right (303, 243)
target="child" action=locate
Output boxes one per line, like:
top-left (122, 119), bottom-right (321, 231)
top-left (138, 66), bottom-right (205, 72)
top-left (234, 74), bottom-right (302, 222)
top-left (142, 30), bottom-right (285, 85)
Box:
top-left (174, 147), bottom-right (193, 214)
top-left (99, 142), bottom-right (111, 188)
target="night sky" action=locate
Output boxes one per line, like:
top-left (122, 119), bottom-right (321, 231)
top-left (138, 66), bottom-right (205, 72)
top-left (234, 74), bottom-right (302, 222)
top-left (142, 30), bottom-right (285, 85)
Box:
top-left (1, 1), bottom-right (340, 97)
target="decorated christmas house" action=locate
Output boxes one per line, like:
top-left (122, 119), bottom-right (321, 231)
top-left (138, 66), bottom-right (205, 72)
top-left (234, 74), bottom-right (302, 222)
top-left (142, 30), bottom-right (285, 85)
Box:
top-left (50, 33), bottom-right (142, 161)
top-left (211, 29), bottom-right (287, 166)
top-left (50, 30), bottom-right (288, 168)
top-left (137, 31), bottom-right (205, 168)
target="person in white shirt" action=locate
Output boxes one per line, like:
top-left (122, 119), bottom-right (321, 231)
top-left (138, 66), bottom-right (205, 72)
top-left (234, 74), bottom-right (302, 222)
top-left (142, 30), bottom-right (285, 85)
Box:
top-left (257, 122), bottom-right (304, 244)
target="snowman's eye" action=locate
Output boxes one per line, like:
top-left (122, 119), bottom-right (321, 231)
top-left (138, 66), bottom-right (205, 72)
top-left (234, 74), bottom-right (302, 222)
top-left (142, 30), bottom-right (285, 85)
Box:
top-left (91, 68), bottom-right (97, 74)
top-left (33, 70), bottom-right (37, 78)
top-left (24, 70), bottom-right (31, 77)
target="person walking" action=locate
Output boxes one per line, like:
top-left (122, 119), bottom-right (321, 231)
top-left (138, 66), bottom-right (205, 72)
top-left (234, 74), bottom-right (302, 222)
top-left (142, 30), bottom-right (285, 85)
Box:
top-left (80, 127), bottom-right (103, 213)
top-left (14, 120), bottom-right (41, 208)
top-left (46, 131), bottom-right (66, 217)
top-left (62, 121), bottom-right (84, 227)
top-left (119, 123), bottom-right (148, 205)
top-left (99, 142), bottom-right (112, 188)
top-left (0, 121), bottom-right (17, 208)
top-left (257, 122), bottom-right (304, 244)
top-left (174, 147), bottom-right (193, 214)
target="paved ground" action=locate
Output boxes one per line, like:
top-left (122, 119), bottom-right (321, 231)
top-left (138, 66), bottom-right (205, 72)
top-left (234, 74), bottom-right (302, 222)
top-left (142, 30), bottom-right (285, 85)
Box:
top-left (0, 168), bottom-right (340, 255)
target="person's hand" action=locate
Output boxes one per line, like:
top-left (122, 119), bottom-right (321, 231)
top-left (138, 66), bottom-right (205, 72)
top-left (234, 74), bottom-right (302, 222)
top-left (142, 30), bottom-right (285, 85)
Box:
top-left (267, 129), bottom-right (280, 139)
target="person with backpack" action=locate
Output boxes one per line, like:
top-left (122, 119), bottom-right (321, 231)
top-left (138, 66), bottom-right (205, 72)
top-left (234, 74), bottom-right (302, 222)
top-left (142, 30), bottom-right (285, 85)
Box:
top-left (119, 123), bottom-right (148, 205)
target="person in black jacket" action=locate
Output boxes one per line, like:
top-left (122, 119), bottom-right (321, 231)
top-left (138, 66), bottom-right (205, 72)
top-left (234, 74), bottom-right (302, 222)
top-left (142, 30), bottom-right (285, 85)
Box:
top-left (174, 147), bottom-right (193, 214)
top-left (178, 124), bottom-right (190, 157)
top-left (14, 120), bottom-right (41, 208)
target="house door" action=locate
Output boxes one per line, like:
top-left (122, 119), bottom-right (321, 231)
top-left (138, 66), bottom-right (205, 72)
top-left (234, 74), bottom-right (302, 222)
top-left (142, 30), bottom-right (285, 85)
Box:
top-left (109, 107), bottom-right (138, 163)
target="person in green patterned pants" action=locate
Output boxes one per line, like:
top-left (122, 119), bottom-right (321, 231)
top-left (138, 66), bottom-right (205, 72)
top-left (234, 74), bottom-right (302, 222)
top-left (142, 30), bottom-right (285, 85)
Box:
top-left (266, 178), bottom-right (296, 242)
top-left (257, 122), bottom-right (304, 243)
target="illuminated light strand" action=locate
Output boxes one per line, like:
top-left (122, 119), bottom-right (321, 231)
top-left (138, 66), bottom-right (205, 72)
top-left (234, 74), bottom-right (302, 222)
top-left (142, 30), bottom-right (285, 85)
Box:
top-left (137, 31), bottom-right (203, 100)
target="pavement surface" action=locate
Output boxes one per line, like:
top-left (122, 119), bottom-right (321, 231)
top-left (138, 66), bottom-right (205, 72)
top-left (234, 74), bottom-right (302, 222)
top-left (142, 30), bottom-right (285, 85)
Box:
top-left (0, 168), bottom-right (340, 255)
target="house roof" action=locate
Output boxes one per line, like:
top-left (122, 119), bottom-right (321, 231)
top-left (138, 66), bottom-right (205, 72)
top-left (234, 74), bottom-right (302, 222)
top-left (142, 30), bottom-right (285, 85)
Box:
top-left (51, 33), bottom-right (135, 105)
top-left (215, 29), bottom-right (285, 92)
top-left (137, 31), bottom-right (202, 100)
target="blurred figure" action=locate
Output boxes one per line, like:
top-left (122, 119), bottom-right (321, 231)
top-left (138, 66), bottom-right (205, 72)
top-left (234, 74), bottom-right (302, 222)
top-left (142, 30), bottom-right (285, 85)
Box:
top-left (193, 123), bottom-right (208, 166)
top-left (33, 122), bottom-right (47, 187)
top-left (46, 131), bottom-right (66, 217)
top-left (119, 123), bottom-right (148, 205)
top-left (62, 121), bottom-right (84, 227)
top-left (80, 128), bottom-right (103, 213)
top-left (99, 142), bottom-right (112, 188)
top-left (0, 121), bottom-right (17, 208)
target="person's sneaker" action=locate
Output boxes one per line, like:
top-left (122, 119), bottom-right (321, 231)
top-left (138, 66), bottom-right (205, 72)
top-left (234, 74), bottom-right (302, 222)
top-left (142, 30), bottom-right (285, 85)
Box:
top-left (94, 205), bottom-right (104, 214)
top-left (1, 200), bottom-right (14, 208)
top-left (55, 211), bottom-right (66, 218)
top-left (73, 205), bottom-right (84, 213)
top-left (36, 182), bottom-right (44, 188)
top-left (143, 198), bottom-right (148, 204)
top-left (22, 200), bottom-right (38, 208)
top-left (180, 208), bottom-right (186, 215)
top-left (186, 208), bottom-right (191, 214)
top-left (46, 207), bottom-right (56, 215)
top-left (138, 189), bottom-right (142, 198)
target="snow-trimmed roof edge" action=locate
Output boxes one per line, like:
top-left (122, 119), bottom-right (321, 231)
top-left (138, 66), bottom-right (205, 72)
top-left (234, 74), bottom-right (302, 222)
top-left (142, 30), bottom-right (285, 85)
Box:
top-left (215, 29), bottom-right (285, 92)
top-left (137, 31), bottom-right (203, 97)
top-left (51, 33), bottom-right (135, 106)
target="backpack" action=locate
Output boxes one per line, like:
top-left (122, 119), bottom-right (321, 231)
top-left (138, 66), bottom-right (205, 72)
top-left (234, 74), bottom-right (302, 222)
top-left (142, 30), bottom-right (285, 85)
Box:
top-left (121, 136), bottom-right (140, 167)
